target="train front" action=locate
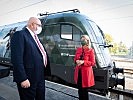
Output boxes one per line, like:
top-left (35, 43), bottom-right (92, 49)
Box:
top-left (84, 18), bottom-right (125, 95)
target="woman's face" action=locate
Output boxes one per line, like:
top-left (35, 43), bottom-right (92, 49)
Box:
top-left (81, 37), bottom-right (88, 46)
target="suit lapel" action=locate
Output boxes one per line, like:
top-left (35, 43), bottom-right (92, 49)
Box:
top-left (24, 28), bottom-right (42, 55)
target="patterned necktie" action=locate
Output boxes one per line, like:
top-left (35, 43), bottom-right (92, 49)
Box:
top-left (34, 34), bottom-right (47, 67)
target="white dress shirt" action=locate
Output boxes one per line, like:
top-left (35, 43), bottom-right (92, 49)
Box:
top-left (26, 27), bottom-right (47, 67)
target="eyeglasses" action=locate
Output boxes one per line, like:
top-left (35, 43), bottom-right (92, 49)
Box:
top-left (33, 23), bottom-right (42, 27)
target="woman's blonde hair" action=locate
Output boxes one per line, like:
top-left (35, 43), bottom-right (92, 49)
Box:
top-left (81, 35), bottom-right (91, 48)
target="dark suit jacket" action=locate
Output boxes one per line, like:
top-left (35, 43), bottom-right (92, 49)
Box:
top-left (11, 28), bottom-right (51, 84)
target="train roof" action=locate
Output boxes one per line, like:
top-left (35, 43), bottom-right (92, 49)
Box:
top-left (0, 9), bottom-right (93, 29)
top-left (41, 10), bottom-right (92, 25)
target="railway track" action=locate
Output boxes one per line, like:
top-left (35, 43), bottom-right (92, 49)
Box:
top-left (114, 59), bottom-right (133, 63)
top-left (123, 68), bottom-right (133, 80)
top-left (114, 59), bottom-right (133, 78)
top-left (109, 88), bottom-right (133, 100)
top-left (124, 68), bottom-right (133, 75)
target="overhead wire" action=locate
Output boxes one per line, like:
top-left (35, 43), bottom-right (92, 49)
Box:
top-left (88, 0), bottom-right (129, 12)
top-left (88, 2), bottom-right (133, 23)
top-left (0, 0), bottom-right (47, 16)
top-left (1, 0), bottom-right (133, 23)
top-left (89, 2), bottom-right (133, 14)
top-left (95, 15), bottom-right (133, 22)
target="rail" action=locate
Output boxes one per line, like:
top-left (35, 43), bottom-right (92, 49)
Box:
top-left (114, 59), bottom-right (133, 63)
top-left (124, 68), bottom-right (133, 74)
top-left (124, 69), bottom-right (133, 77)
top-left (109, 88), bottom-right (133, 99)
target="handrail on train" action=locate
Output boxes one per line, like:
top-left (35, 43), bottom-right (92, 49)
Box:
top-left (38, 9), bottom-right (80, 16)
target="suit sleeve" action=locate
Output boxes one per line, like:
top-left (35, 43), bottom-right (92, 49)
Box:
top-left (84, 49), bottom-right (96, 67)
top-left (11, 31), bottom-right (27, 83)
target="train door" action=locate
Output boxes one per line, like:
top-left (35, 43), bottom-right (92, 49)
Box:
top-left (41, 24), bottom-right (67, 81)
top-left (60, 24), bottom-right (81, 83)
top-left (42, 23), bottom-right (81, 83)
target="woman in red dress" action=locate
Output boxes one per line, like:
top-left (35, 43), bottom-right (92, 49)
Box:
top-left (74, 35), bottom-right (96, 100)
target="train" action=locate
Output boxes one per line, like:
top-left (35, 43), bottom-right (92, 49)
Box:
top-left (0, 9), bottom-right (125, 95)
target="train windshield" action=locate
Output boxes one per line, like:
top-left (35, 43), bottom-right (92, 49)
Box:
top-left (88, 20), bottom-right (112, 67)
top-left (0, 22), bottom-right (26, 58)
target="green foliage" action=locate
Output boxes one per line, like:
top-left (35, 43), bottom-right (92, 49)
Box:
top-left (111, 43), bottom-right (118, 55)
top-left (105, 33), bottom-right (113, 45)
top-left (104, 33), bottom-right (128, 55)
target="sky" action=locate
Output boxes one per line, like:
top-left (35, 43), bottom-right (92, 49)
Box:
top-left (0, 0), bottom-right (133, 47)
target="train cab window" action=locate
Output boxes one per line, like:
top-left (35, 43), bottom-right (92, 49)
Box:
top-left (0, 27), bottom-right (12, 58)
top-left (89, 22), bottom-right (104, 44)
top-left (89, 21), bottom-right (111, 67)
top-left (73, 26), bottom-right (82, 41)
top-left (42, 24), bottom-right (61, 54)
top-left (1, 28), bottom-right (10, 40)
top-left (16, 22), bottom-right (26, 31)
top-left (61, 25), bottom-right (72, 40)
top-left (43, 24), bottom-right (61, 43)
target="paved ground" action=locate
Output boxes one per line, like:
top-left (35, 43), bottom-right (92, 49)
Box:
top-left (0, 73), bottom-right (110, 100)
top-left (0, 75), bottom-right (77, 100)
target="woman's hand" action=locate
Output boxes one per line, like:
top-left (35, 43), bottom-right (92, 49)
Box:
top-left (76, 60), bottom-right (84, 66)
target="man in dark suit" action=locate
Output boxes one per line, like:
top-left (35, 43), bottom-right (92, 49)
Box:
top-left (11, 17), bottom-right (50, 100)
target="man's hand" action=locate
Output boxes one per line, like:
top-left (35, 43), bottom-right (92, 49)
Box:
top-left (21, 79), bottom-right (30, 88)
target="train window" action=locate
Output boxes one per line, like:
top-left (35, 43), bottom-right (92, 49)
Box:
top-left (42, 24), bottom-right (61, 44)
top-left (87, 21), bottom-right (107, 67)
top-left (0, 27), bottom-right (12, 58)
top-left (88, 21), bottom-right (112, 67)
top-left (43, 24), bottom-right (66, 64)
top-left (1, 28), bottom-right (10, 40)
top-left (42, 24), bottom-right (61, 54)
top-left (61, 25), bottom-right (72, 40)
top-left (16, 22), bottom-right (26, 31)
top-left (73, 26), bottom-right (82, 41)
top-left (0, 27), bottom-right (4, 33)
top-left (89, 21), bottom-right (105, 44)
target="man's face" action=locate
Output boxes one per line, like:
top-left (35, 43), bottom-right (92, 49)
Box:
top-left (32, 21), bottom-right (42, 31)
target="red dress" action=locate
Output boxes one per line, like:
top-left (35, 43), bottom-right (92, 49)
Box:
top-left (74, 47), bottom-right (96, 88)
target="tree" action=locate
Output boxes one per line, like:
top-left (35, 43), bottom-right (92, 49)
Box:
top-left (118, 41), bottom-right (128, 54)
top-left (104, 33), bottom-right (113, 45)
top-left (111, 43), bottom-right (118, 55)
top-left (104, 33), bottom-right (128, 55)
top-left (104, 33), bottom-right (114, 53)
